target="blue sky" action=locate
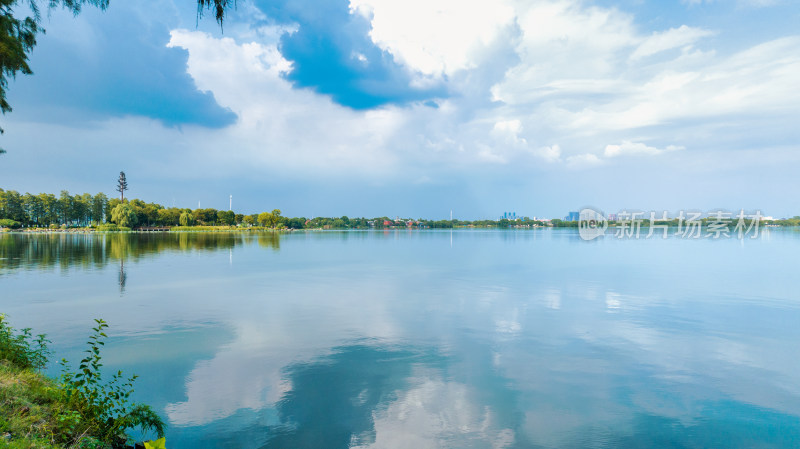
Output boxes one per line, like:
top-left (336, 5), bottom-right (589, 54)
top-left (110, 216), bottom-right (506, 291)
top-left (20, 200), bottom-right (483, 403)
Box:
top-left (1, 0), bottom-right (799, 219)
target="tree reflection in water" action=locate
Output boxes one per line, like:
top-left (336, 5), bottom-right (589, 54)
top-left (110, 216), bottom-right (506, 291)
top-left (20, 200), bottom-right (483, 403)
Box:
top-left (118, 259), bottom-right (127, 294)
top-left (0, 232), bottom-right (281, 290)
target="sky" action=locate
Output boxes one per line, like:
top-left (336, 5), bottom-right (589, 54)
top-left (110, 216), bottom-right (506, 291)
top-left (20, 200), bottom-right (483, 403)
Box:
top-left (0, 0), bottom-right (798, 219)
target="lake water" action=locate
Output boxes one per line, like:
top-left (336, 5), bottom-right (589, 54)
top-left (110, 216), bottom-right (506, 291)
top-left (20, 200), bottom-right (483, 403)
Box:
top-left (1, 229), bottom-right (799, 448)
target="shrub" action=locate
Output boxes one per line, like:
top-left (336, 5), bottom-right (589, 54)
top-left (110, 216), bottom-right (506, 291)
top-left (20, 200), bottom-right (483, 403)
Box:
top-left (0, 316), bottom-right (165, 448)
top-left (96, 224), bottom-right (120, 232)
top-left (95, 224), bottom-right (132, 233)
top-left (59, 319), bottom-right (165, 446)
top-left (0, 314), bottom-right (50, 370)
top-left (0, 218), bottom-right (22, 229)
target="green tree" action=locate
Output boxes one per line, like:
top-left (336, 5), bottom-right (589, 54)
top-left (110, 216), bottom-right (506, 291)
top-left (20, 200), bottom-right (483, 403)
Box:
top-left (285, 217), bottom-right (306, 229)
top-left (116, 171), bottom-right (128, 200)
top-left (192, 208), bottom-right (217, 225)
top-left (58, 190), bottom-right (74, 225)
top-left (257, 211), bottom-right (271, 227)
top-left (23, 192), bottom-right (42, 225)
top-left (75, 192), bottom-right (92, 226)
top-left (129, 199), bottom-right (147, 225)
top-left (91, 192), bottom-right (108, 224)
top-left (110, 202), bottom-right (137, 228)
top-left (269, 209), bottom-right (282, 228)
top-left (0, 189), bottom-right (24, 222)
top-left (179, 211), bottom-right (195, 226)
top-left (141, 202), bottom-right (162, 226)
top-left (256, 210), bottom-right (283, 228)
top-left (217, 210), bottom-right (235, 225)
top-left (38, 192), bottom-right (57, 225)
top-left (105, 197), bottom-right (121, 223)
top-left (157, 208), bottom-right (181, 226)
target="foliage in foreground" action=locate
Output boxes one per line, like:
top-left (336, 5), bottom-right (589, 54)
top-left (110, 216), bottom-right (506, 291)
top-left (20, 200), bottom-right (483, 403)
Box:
top-left (0, 315), bottom-right (165, 448)
top-left (0, 315), bottom-right (49, 371)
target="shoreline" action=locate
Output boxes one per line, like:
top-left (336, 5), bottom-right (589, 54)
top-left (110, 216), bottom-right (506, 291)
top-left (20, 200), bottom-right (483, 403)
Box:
top-left (1, 224), bottom-right (796, 235)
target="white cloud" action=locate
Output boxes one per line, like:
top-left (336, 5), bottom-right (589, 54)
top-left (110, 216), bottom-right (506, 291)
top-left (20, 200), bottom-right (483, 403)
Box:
top-left (566, 153), bottom-right (604, 169)
top-left (166, 29), bottom-right (410, 176)
top-left (683, 0), bottom-right (781, 7)
top-left (491, 119), bottom-right (527, 148)
top-left (11, 0), bottom-right (799, 195)
top-left (162, 29), bottom-right (578, 176)
top-left (564, 36), bottom-right (800, 131)
top-left (492, 119), bottom-right (523, 136)
top-left (630, 25), bottom-right (713, 60)
top-left (604, 141), bottom-right (685, 157)
top-left (480, 0), bottom-right (799, 158)
top-left (535, 144), bottom-right (562, 163)
top-left (96, 2), bottom-right (797, 182)
top-left (491, 0), bottom-right (639, 105)
top-left (349, 0), bottom-right (516, 79)
top-left (116, 12), bottom-right (800, 181)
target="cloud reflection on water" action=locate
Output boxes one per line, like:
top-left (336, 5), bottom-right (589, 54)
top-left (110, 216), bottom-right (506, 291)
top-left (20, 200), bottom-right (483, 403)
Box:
top-left (4, 230), bottom-right (800, 448)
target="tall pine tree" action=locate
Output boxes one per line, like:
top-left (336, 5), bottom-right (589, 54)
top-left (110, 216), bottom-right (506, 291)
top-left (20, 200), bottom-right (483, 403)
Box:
top-left (116, 171), bottom-right (127, 201)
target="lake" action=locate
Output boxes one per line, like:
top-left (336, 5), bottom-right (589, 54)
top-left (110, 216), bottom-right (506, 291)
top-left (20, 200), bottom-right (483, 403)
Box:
top-left (1, 229), bottom-right (799, 448)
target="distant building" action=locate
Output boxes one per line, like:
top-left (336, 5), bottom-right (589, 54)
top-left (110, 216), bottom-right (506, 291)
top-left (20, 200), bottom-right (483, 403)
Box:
top-left (565, 211), bottom-right (579, 221)
top-left (608, 213), bottom-right (617, 221)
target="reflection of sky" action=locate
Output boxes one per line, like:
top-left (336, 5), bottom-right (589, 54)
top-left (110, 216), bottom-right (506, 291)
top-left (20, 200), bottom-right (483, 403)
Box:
top-left (2, 230), bottom-right (800, 447)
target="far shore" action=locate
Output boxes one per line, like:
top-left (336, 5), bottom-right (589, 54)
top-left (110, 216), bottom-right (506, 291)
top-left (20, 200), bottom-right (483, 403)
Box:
top-left (1, 223), bottom-right (794, 234)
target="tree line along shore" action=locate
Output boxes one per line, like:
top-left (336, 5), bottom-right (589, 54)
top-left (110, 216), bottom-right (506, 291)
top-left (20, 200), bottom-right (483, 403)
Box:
top-left (2, 188), bottom-right (799, 232)
top-left (0, 188), bottom-right (554, 231)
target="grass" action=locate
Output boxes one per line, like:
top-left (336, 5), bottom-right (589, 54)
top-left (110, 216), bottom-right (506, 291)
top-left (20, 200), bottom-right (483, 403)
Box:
top-left (0, 316), bottom-right (164, 449)
top-left (0, 360), bottom-right (64, 448)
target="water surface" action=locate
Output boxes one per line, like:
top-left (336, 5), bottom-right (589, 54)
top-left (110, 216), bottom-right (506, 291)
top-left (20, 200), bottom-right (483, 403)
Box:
top-left (1, 230), bottom-right (799, 448)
